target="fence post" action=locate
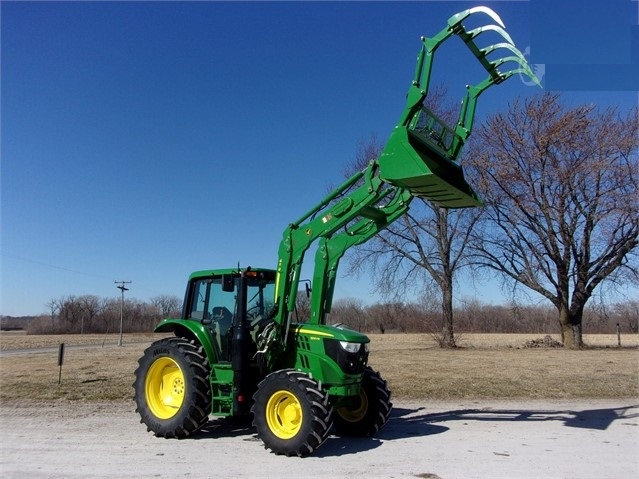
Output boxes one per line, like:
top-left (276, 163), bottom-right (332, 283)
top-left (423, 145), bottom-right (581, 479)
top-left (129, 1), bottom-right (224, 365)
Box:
top-left (616, 323), bottom-right (621, 347)
top-left (57, 343), bottom-right (65, 384)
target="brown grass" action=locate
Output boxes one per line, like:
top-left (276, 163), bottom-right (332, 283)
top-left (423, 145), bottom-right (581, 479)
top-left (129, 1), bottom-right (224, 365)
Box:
top-left (369, 333), bottom-right (638, 399)
top-left (0, 333), bottom-right (637, 403)
top-left (0, 332), bottom-right (163, 351)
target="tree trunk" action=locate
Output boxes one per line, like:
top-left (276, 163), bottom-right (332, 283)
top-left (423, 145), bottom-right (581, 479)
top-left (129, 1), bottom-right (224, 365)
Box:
top-left (440, 281), bottom-right (457, 348)
top-left (558, 305), bottom-right (583, 349)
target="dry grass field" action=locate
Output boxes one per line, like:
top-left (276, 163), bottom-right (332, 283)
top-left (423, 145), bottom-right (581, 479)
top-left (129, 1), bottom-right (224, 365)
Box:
top-left (369, 333), bottom-right (638, 399)
top-left (0, 332), bottom-right (637, 402)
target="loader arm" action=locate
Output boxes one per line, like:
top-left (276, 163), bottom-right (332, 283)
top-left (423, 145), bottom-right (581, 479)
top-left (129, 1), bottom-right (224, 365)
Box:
top-left (264, 6), bottom-right (539, 363)
top-left (271, 163), bottom-right (391, 348)
top-left (309, 186), bottom-right (414, 325)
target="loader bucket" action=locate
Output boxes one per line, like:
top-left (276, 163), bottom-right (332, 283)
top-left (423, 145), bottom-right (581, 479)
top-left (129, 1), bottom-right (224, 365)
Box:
top-left (379, 107), bottom-right (482, 208)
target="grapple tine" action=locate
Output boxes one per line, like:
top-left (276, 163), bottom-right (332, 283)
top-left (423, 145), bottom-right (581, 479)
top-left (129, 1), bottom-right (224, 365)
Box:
top-left (490, 54), bottom-right (537, 78)
top-left (447, 5), bottom-right (506, 29)
top-left (465, 24), bottom-right (515, 45)
top-left (467, 6), bottom-right (506, 27)
top-left (496, 68), bottom-right (541, 87)
top-left (507, 67), bottom-right (542, 87)
top-left (481, 42), bottom-right (528, 64)
top-left (491, 55), bottom-right (527, 69)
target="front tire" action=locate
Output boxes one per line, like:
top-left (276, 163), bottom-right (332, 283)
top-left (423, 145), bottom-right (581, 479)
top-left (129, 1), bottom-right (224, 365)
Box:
top-left (252, 369), bottom-right (333, 456)
top-left (332, 366), bottom-right (392, 436)
top-left (133, 337), bottom-right (212, 438)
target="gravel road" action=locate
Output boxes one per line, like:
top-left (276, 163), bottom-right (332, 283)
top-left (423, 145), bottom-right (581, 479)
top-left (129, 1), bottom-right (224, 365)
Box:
top-left (1, 399), bottom-right (637, 478)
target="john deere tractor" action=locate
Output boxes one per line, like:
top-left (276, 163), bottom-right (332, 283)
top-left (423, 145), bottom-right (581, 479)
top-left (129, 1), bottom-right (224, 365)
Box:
top-left (133, 6), bottom-right (539, 456)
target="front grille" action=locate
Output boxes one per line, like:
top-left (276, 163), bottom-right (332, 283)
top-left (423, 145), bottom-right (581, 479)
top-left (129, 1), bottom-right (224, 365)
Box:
top-left (324, 339), bottom-right (368, 375)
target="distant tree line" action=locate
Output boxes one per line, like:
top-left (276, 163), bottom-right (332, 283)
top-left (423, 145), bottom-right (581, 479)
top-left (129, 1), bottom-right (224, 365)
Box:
top-left (1, 294), bottom-right (636, 338)
top-left (294, 293), bottom-right (637, 339)
top-left (2, 294), bottom-right (182, 335)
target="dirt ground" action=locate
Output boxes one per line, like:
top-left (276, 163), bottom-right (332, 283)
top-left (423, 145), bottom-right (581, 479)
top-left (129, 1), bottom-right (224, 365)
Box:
top-left (1, 399), bottom-right (637, 479)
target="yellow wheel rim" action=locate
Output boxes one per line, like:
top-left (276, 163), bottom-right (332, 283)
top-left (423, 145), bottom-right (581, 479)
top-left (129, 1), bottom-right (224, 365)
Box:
top-left (266, 390), bottom-right (303, 439)
top-left (337, 390), bottom-right (368, 423)
top-left (145, 357), bottom-right (185, 419)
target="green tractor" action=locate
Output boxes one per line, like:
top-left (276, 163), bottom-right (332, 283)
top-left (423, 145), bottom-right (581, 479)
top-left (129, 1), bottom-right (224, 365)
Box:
top-left (133, 6), bottom-right (538, 456)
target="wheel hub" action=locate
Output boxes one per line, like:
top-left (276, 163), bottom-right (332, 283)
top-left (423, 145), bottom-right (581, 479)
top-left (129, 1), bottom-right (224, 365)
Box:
top-left (145, 357), bottom-right (185, 419)
top-left (266, 390), bottom-right (303, 439)
top-left (337, 390), bottom-right (369, 422)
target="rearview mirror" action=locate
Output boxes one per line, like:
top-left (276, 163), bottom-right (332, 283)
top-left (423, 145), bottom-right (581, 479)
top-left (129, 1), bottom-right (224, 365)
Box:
top-left (222, 274), bottom-right (235, 292)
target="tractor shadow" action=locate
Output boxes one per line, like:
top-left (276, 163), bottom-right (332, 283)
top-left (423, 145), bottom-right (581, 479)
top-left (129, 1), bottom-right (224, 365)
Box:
top-left (316, 408), bottom-right (449, 457)
top-left (397, 403), bottom-right (639, 431)
top-left (189, 403), bottom-right (638, 457)
top-left (318, 402), bottom-right (639, 457)
top-left (192, 415), bottom-right (256, 441)
top-left (189, 408), bottom-right (449, 456)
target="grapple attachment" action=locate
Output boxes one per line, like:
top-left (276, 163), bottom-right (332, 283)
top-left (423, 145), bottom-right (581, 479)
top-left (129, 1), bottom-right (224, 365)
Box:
top-left (379, 6), bottom-right (540, 208)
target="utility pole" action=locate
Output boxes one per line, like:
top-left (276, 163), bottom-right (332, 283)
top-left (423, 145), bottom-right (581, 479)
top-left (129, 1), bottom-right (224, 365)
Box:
top-left (115, 280), bottom-right (132, 346)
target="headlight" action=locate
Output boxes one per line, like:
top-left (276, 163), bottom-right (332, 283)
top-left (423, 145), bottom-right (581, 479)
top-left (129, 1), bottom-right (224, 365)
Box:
top-left (339, 341), bottom-right (361, 353)
top-left (364, 342), bottom-right (370, 353)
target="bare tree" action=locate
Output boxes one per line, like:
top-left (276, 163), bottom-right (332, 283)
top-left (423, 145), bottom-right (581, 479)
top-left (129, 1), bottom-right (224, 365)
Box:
top-left (294, 290), bottom-right (311, 323)
top-left (350, 202), bottom-right (480, 346)
top-left (46, 298), bottom-right (61, 330)
top-left (57, 295), bottom-right (80, 333)
top-left (349, 89), bottom-right (481, 348)
top-left (468, 92), bottom-right (639, 348)
top-left (78, 295), bottom-right (100, 333)
top-left (330, 297), bottom-right (367, 332)
top-left (346, 85), bottom-right (482, 347)
top-left (613, 300), bottom-right (639, 334)
top-left (150, 294), bottom-right (182, 319)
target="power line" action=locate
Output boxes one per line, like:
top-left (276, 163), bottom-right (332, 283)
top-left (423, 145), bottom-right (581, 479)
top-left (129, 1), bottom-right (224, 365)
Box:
top-left (1, 253), bottom-right (114, 281)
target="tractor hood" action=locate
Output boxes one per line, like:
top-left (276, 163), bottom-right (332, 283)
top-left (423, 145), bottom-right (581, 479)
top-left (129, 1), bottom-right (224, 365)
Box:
top-left (291, 323), bottom-right (370, 344)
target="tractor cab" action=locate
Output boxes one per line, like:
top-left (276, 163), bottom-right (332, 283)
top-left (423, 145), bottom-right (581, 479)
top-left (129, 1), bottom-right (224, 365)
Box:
top-left (182, 268), bottom-right (277, 359)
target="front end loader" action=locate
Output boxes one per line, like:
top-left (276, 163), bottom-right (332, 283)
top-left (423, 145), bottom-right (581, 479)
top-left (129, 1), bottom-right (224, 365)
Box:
top-left (133, 6), bottom-right (539, 457)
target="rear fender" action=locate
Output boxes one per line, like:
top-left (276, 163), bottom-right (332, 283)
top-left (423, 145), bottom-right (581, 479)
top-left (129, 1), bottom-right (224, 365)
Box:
top-left (154, 318), bottom-right (219, 364)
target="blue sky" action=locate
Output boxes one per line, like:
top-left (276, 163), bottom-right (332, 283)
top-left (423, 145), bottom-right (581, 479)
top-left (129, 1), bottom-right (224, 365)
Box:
top-left (2, 1), bottom-right (637, 316)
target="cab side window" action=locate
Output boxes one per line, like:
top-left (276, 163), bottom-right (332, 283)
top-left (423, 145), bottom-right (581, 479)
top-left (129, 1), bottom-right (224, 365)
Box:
top-left (189, 280), bottom-right (211, 320)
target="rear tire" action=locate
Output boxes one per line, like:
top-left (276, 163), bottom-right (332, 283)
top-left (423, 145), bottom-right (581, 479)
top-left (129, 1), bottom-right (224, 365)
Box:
top-left (133, 337), bottom-right (211, 438)
top-left (332, 366), bottom-right (392, 436)
top-left (252, 369), bottom-right (333, 456)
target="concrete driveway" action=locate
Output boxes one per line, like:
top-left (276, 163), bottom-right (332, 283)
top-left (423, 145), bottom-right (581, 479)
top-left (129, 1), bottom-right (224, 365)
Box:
top-left (1, 399), bottom-right (637, 478)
